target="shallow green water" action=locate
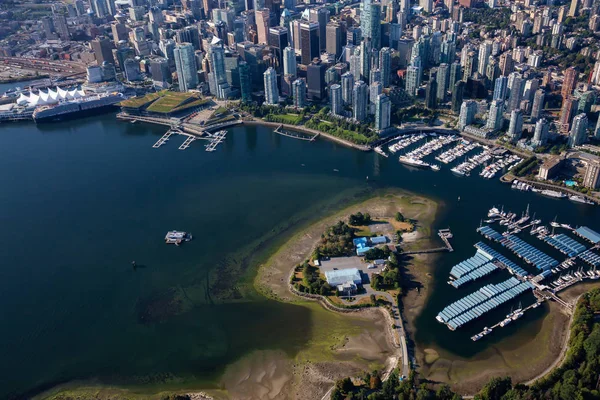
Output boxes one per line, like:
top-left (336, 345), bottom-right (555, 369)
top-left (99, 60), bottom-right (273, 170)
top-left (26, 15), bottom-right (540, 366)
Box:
top-left (0, 114), bottom-right (598, 398)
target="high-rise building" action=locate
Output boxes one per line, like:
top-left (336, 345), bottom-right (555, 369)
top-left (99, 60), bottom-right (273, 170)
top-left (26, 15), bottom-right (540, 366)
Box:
top-left (256, 9), bottom-right (271, 44)
top-left (441, 39), bottom-right (456, 64)
top-left (478, 41), bottom-right (492, 76)
top-left (493, 76), bottom-right (508, 101)
top-left (499, 52), bottom-right (513, 76)
top-left (420, 0), bottom-right (433, 13)
top-left (425, 78), bottom-right (437, 109)
top-left (559, 96), bottom-right (579, 133)
top-left (569, 113), bottom-right (588, 147)
top-left (459, 100), bottom-right (477, 130)
top-left (583, 160), bottom-right (600, 189)
top-left (111, 22), bottom-right (128, 45)
top-left (91, 37), bottom-right (115, 66)
top-left (307, 59), bottom-right (326, 101)
top-left (341, 72), bottom-right (354, 105)
top-left (365, 2), bottom-right (382, 50)
top-left (436, 63), bottom-right (449, 101)
top-left (448, 62), bottom-right (461, 93)
top-left (263, 67), bottom-right (279, 105)
top-left (326, 23), bottom-right (342, 58)
top-left (239, 61), bottom-right (252, 102)
top-left (379, 47), bottom-right (392, 88)
top-left (352, 80), bottom-right (368, 122)
top-left (268, 26), bottom-right (289, 66)
top-left (507, 72), bottom-right (523, 112)
top-left (330, 84), bottom-right (343, 115)
top-left (507, 109), bottom-right (524, 142)
top-left (595, 116), bottom-right (600, 139)
top-left (174, 43), bottom-right (198, 92)
top-left (209, 43), bottom-right (231, 99)
top-left (405, 64), bottom-right (421, 96)
top-left (292, 78), bottom-right (306, 108)
top-left (561, 66), bottom-right (577, 99)
top-left (451, 81), bottom-right (465, 113)
top-left (532, 118), bottom-right (550, 147)
top-left (283, 47), bottom-right (297, 76)
top-left (462, 51), bottom-right (475, 82)
top-left (486, 99), bottom-right (504, 130)
top-left (375, 94), bottom-right (391, 131)
top-left (530, 89), bottom-right (545, 123)
top-left (300, 22), bottom-right (319, 65)
top-left (150, 57), bottom-right (171, 88)
top-left (91, 0), bottom-right (108, 17)
top-left (568, 0), bottom-right (579, 17)
top-left (309, 8), bottom-right (330, 52)
top-left (360, 40), bottom-right (371, 82)
top-left (176, 26), bottom-right (200, 51)
top-left (370, 81), bottom-right (382, 114)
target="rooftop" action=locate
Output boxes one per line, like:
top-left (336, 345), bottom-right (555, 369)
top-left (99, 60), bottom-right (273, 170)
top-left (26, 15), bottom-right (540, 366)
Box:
top-left (575, 226), bottom-right (600, 244)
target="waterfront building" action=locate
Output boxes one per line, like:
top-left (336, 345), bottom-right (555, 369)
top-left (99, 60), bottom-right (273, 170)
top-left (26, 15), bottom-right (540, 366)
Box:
top-left (292, 78), bottom-right (306, 108)
top-left (239, 61), bottom-right (252, 102)
top-left (341, 72), bottom-right (354, 105)
top-left (330, 84), bottom-right (343, 116)
top-left (150, 58), bottom-right (171, 88)
top-left (459, 100), bottom-right (477, 130)
top-left (532, 118), bottom-right (550, 147)
top-left (352, 80), bottom-right (368, 122)
top-left (486, 100), bottom-right (504, 131)
top-left (263, 67), bottom-right (279, 105)
top-left (375, 94), bottom-right (391, 131)
top-left (568, 113), bottom-right (588, 147)
top-left (507, 110), bottom-right (524, 142)
top-left (584, 159), bottom-right (600, 189)
top-left (507, 72), bottom-right (523, 112)
top-left (174, 43), bottom-right (198, 92)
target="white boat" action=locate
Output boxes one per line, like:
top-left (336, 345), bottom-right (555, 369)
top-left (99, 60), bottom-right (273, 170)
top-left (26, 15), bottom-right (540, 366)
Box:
top-left (399, 156), bottom-right (430, 168)
top-left (500, 318), bottom-right (512, 327)
top-left (569, 195), bottom-right (595, 205)
top-left (431, 164), bottom-right (441, 171)
top-left (165, 230), bottom-right (193, 245)
top-left (540, 190), bottom-right (567, 199)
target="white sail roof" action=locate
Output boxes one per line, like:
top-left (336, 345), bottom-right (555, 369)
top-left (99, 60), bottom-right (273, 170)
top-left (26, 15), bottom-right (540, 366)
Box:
top-left (15, 86), bottom-right (86, 107)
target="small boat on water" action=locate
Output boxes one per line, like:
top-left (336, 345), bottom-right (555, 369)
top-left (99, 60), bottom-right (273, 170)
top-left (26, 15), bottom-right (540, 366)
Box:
top-left (165, 231), bottom-right (193, 245)
top-left (569, 195), bottom-right (595, 205)
top-left (500, 317), bottom-right (512, 327)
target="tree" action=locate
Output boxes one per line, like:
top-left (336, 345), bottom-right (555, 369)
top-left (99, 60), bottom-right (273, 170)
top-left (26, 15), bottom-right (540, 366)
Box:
top-left (395, 212), bottom-right (405, 222)
top-left (370, 294), bottom-right (376, 305)
top-left (479, 377), bottom-right (512, 400)
top-left (335, 377), bottom-right (354, 393)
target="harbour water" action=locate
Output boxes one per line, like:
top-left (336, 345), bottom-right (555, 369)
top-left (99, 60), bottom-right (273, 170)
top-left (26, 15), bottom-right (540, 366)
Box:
top-left (1, 113), bottom-right (599, 397)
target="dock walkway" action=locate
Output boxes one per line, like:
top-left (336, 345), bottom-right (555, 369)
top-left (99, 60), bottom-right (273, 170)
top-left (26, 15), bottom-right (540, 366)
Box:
top-left (274, 124), bottom-right (319, 141)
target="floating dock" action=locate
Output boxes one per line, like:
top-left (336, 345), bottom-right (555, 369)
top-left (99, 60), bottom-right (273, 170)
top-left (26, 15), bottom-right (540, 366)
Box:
top-left (178, 136), bottom-right (196, 150)
top-left (152, 131), bottom-right (174, 148)
top-left (205, 130), bottom-right (227, 152)
top-left (541, 234), bottom-right (587, 257)
top-left (499, 235), bottom-right (558, 271)
top-left (437, 277), bottom-right (534, 331)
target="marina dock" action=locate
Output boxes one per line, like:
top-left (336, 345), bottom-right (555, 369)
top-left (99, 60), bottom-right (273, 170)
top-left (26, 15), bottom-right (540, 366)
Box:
top-left (152, 130), bottom-right (174, 148)
top-left (274, 124), bottom-right (319, 141)
top-left (205, 130), bottom-right (227, 152)
top-left (178, 136), bottom-right (196, 150)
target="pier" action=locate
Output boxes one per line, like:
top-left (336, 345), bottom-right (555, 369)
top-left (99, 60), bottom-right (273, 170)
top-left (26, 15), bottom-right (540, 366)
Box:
top-left (152, 130), bottom-right (174, 148)
top-left (470, 300), bottom-right (543, 341)
top-left (205, 130), bottom-right (227, 152)
top-left (178, 136), bottom-right (196, 150)
top-left (274, 124), bottom-right (319, 141)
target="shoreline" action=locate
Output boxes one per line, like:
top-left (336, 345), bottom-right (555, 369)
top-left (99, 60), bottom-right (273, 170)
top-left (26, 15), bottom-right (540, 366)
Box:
top-left (239, 119), bottom-right (372, 152)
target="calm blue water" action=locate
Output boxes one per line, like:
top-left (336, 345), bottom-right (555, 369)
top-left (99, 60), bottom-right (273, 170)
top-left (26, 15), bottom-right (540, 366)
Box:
top-left (0, 113), bottom-right (598, 398)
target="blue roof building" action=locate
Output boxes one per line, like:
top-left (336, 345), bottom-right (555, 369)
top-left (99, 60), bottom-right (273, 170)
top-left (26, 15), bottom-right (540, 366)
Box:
top-left (370, 236), bottom-right (387, 245)
top-left (575, 226), bottom-right (600, 244)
